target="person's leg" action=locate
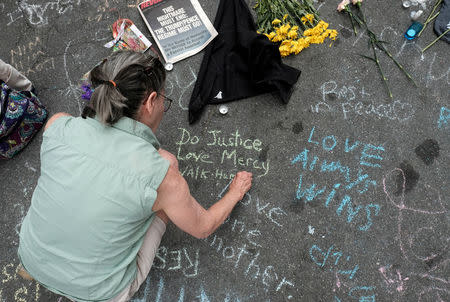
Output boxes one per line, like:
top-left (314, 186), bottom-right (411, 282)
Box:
top-left (107, 212), bottom-right (167, 302)
top-left (0, 59), bottom-right (33, 91)
top-left (128, 213), bottom-right (167, 295)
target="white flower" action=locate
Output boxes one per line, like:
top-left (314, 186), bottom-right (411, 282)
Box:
top-left (337, 0), bottom-right (350, 11)
top-left (352, 0), bottom-right (363, 4)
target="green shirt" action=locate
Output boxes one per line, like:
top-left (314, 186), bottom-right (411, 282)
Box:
top-left (18, 116), bottom-right (169, 301)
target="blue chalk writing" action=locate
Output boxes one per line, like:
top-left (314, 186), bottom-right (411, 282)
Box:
top-left (336, 195), bottom-right (363, 223)
top-left (199, 286), bottom-right (211, 302)
top-left (337, 264), bottom-right (359, 279)
top-left (309, 244), bottom-right (359, 280)
top-left (308, 126), bottom-right (320, 145)
top-left (309, 245), bottom-right (374, 301)
top-left (358, 204), bottom-right (380, 231)
top-left (296, 173), bottom-right (326, 201)
top-left (345, 138), bottom-right (359, 152)
top-left (325, 183), bottom-right (341, 207)
top-left (309, 156), bottom-right (319, 171)
top-left (332, 251), bottom-right (343, 265)
top-left (291, 148), bottom-right (309, 168)
top-left (291, 126), bottom-right (383, 231)
top-left (348, 286), bottom-right (376, 302)
top-left (177, 287), bottom-right (185, 302)
top-left (155, 276), bottom-right (164, 302)
top-left (321, 160), bottom-right (349, 177)
top-left (438, 106), bottom-right (450, 129)
top-left (360, 144), bottom-right (384, 168)
top-left (131, 277), bottom-right (151, 302)
top-left (309, 245), bottom-right (334, 267)
top-left (345, 169), bottom-right (368, 190)
top-left (323, 135), bottom-right (337, 151)
top-left (293, 148), bottom-right (377, 194)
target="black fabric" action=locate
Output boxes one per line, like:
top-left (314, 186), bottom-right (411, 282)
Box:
top-left (188, 0), bottom-right (301, 124)
top-left (434, 0), bottom-right (450, 43)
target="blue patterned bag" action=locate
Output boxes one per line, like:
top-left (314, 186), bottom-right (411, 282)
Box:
top-left (0, 80), bottom-right (48, 159)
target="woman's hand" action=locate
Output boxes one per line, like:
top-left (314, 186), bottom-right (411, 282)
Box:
top-left (228, 171), bottom-right (253, 201)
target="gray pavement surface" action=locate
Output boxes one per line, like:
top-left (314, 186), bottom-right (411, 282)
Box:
top-left (1, 0), bottom-right (449, 301)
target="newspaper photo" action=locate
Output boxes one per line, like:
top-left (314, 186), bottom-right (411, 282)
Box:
top-left (138, 0), bottom-right (218, 64)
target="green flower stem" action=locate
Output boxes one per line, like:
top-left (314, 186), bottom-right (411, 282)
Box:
top-left (418, 0), bottom-right (443, 37)
top-left (355, 3), bottom-right (417, 94)
top-left (345, 6), bottom-right (359, 35)
top-left (370, 40), bottom-right (393, 99)
top-left (422, 28), bottom-right (450, 52)
top-left (380, 45), bottom-right (418, 86)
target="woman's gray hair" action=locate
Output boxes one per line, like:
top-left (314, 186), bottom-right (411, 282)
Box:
top-left (82, 50), bottom-right (166, 125)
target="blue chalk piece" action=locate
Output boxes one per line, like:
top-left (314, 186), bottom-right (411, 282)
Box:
top-left (404, 21), bottom-right (423, 40)
top-left (438, 106), bottom-right (450, 129)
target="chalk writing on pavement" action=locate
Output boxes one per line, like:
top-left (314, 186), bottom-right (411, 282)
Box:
top-left (176, 128), bottom-right (270, 180)
top-left (291, 126), bottom-right (383, 231)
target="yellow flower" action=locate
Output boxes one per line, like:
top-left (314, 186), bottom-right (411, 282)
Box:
top-left (306, 14), bottom-right (314, 23)
top-left (275, 27), bottom-right (287, 40)
top-left (297, 37), bottom-right (311, 49)
top-left (281, 39), bottom-right (292, 46)
top-left (303, 28), bottom-right (313, 36)
top-left (321, 21), bottom-right (329, 31)
top-left (287, 29), bottom-right (298, 39)
top-left (283, 14), bottom-right (289, 21)
top-left (272, 19), bottom-right (282, 25)
top-left (272, 34), bottom-right (284, 42)
top-left (279, 44), bottom-right (291, 57)
top-left (311, 34), bottom-right (326, 44)
top-left (301, 14), bottom-right (314, 25)
top-left (304, 36), bottom-right (313, 46)
top-left (265, 32), bottom-right (276, 40)
top-left (291, 26), bottom-right (299, 31)
top-left (328, 29), bottom-right (338, 40)
top-left (279, 24), bottom-right (291, 35)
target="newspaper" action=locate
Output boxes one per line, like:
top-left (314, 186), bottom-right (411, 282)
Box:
top-left (138, 0), bottom-right (218, 64)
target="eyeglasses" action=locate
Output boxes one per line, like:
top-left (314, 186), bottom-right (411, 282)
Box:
top-left (158, 93), bottom-right (173, 112)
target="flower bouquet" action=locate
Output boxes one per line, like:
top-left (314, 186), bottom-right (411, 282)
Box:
top-left (254, 0), bottom-right (338, 57)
